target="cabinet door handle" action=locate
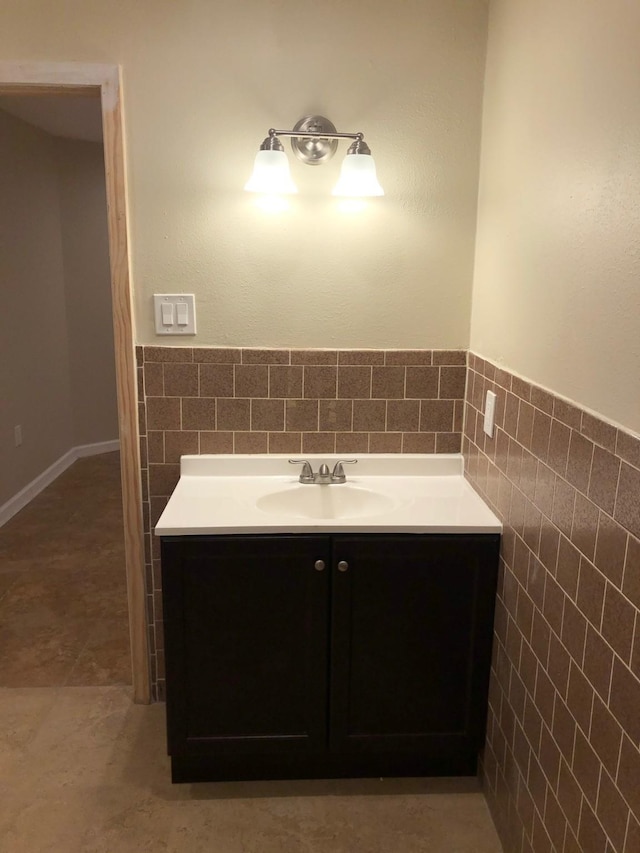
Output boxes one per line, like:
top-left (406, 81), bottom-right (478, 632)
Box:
top-left (314, 560), bottom-right (326, 572)
top-left (337, 560), bottom-right (349, 572)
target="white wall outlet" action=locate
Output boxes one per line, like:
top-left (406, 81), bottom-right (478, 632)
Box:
top-left (483, 391), bottom-right (497, 438)
top-left (14, 425), bottom-right (22, 447)
top-left (153, 294), bottom-right (196, 335)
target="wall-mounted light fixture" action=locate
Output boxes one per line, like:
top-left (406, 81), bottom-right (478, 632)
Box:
top-left (244, 115), bottom-right (384, 198)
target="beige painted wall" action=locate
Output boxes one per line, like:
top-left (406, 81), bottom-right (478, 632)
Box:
top-left (0, 108), bottom-right (74, 504)
top-left (56, 138), bottom-right (118, 447)
top-left (0, 0), bottom-right (489, 349)
top-left (471, 0), bottom-right (640, 434)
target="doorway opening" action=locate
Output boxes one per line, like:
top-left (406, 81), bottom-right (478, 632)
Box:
top-left (0, 62), bottom-right (148, 702)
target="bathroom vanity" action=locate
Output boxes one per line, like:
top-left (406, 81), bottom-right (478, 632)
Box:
top-left (156, 455), bottom-right (501, 783)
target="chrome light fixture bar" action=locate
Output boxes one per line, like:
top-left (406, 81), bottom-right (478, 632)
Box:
top-left (245, 115), bottom-right (384, 198)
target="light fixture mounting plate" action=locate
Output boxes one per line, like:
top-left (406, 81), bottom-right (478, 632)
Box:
top-left (290, 115), bottom-right (338, 165)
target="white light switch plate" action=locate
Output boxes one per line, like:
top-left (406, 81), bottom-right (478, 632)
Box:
top-left (483, 390), bottom-right (497, 437)
top-left (154, 294), bottom-right (196, 335)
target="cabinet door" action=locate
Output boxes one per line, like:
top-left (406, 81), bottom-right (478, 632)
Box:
top-left (162, 535), bottom-right (330, 758)
top-left (329, 535), bottom-right (499, 757)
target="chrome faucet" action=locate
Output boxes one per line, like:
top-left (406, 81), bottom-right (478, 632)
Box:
top-left (289, 459), bottom-right (357, 485)
top-left (330, 460), bottom-right (357, 483)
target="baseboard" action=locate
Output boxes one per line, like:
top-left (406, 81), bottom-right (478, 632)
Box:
top-left (0, 439), bottom-right (120, 528)
top-left (75, 438), bottom-right (120, 458)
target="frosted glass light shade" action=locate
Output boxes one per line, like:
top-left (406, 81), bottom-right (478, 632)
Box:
top-left (244, 150), bottom-right (298, 195)
top-left (332, 153), bottom-right (384, 197)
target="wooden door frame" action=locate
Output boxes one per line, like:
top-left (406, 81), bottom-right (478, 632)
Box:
top-left (0, 61), bottom-right (150, 703)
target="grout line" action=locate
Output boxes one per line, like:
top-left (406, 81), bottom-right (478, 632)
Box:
top-left (621, 810), bottom-right (632, 853)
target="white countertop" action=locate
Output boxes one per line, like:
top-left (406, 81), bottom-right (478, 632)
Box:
top-left (154, 454), bottom-right (502, 536)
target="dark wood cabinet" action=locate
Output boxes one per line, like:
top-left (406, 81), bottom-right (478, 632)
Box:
top-left (162, 536), bottom-right (330, 759)
top-left (161, 533), bottom-right (499, 782)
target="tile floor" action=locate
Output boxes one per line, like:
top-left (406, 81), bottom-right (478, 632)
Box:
top-left (0, 454), bottom-right (503, 851)
top-left (0, 452), bottom-right (131, 687)
top-left (0, 685), bottom-right (503, 852)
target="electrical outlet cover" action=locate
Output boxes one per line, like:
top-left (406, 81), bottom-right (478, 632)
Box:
top-left (483, 391), bottom-right (497, 438)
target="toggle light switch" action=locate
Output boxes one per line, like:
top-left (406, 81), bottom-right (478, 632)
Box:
top-left (161, 302), bottom-right (174, 326)
top-left (153, 294), bottom-right (197, 335)
top-left (176, 302), bottom-right (189, 326)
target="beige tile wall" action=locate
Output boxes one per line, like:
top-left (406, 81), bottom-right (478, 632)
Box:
top-left (463, 354), bottom-right (640, 853)
top-left (136, 345), bottom-right (467, 697)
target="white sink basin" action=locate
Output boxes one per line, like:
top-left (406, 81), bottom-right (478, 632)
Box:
top-left (255, 485), bottom-right (397, 520)
top-left (154, 454), bottom-right (503, 535)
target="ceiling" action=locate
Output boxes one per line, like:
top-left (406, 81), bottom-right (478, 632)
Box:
top-left (0, 95), bottom-right (103, 143)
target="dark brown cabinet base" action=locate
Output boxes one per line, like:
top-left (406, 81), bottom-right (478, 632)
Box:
top-left (161, 533), bottom-right (500, 783)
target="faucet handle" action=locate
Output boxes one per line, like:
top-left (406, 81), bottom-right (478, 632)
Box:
top-left (289, 459), bottom-right (315, 483)
top-left (331, 459), bottom-right (357, 483)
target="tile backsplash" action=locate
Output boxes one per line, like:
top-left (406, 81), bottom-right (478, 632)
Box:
top-left (463, 354), bottom-right (640, 853)
top-left (137, 342), bottom-right (640, 850)
top-left (136, 346), bottom-right (467, 697)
